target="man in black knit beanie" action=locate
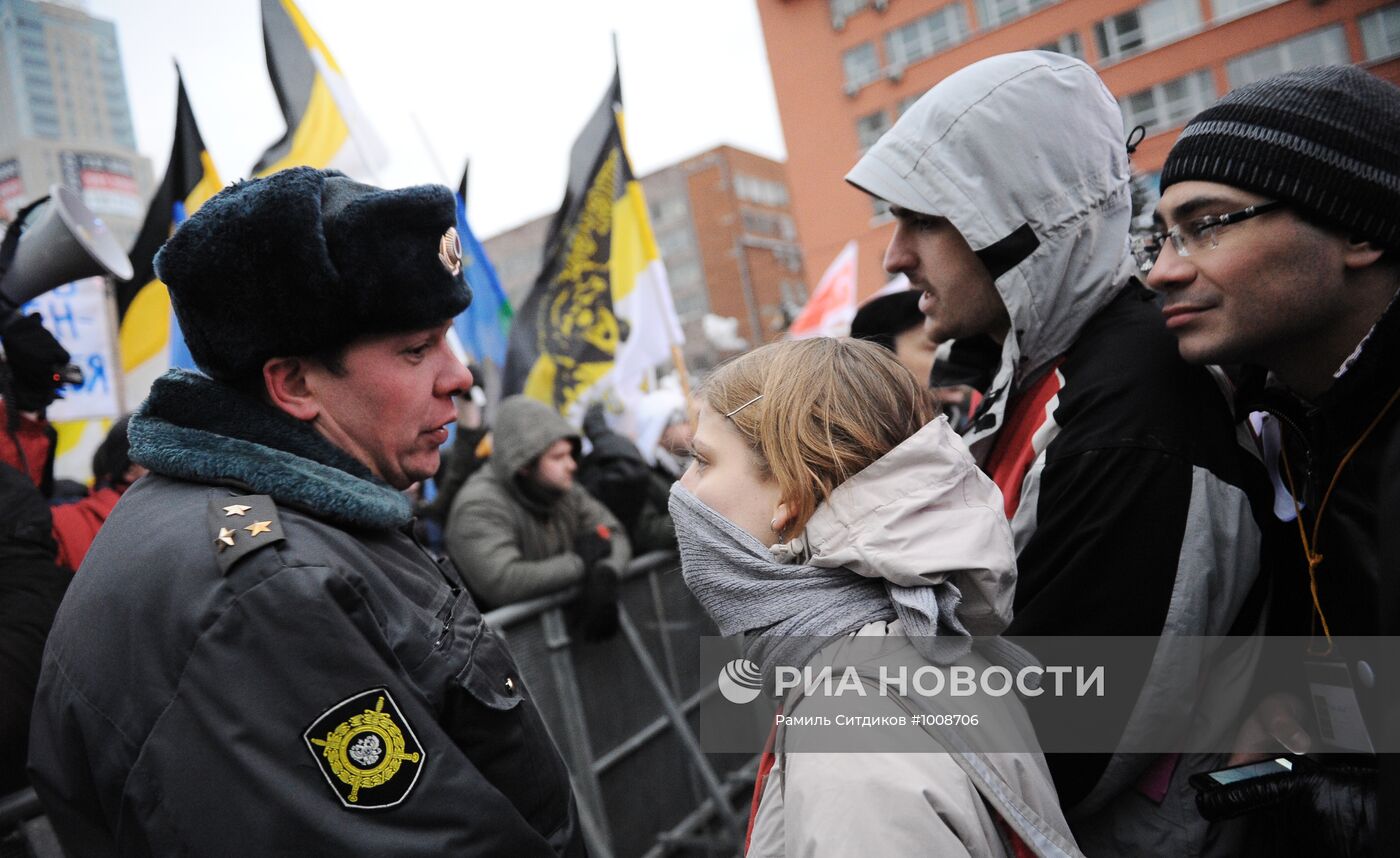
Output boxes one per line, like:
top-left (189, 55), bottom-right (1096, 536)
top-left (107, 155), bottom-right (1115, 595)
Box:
top-left (1145, 64), bottom-right (1400, 855)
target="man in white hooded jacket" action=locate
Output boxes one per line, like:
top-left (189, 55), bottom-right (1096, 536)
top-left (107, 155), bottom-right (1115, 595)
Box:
top-left (847, 52), bottom-right (1268, 855)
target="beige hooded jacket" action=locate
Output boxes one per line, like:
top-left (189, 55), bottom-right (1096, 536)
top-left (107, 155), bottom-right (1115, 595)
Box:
top-left (748, 418), bottom-right (1081, 857)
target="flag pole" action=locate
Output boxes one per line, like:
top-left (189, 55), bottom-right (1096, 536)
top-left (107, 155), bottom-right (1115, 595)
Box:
top-left (410, 113), bottom-right (451, 186)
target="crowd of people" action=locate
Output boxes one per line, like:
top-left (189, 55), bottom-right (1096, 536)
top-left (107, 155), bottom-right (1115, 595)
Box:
top-left (0, 49), bottom-right (1395, 856)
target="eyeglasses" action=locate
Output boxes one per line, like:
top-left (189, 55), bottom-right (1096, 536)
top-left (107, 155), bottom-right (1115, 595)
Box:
top-left (1132, 200), bottom-right (1286, 272)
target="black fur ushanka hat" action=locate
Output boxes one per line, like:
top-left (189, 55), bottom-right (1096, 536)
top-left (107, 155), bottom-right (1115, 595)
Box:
top-left (155, 166), bottom-right (472, 381)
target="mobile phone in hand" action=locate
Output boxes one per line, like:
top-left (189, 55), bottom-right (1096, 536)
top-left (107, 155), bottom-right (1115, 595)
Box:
top-left (1189, 754), bottom-right (1315, 793)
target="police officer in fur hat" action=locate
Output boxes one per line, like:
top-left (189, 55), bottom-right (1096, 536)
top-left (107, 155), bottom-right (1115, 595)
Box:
top-left (28, 168), bottom-right (586, 856)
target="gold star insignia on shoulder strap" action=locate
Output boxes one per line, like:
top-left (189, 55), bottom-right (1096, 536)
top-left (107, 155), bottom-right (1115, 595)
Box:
top-left (208, 494), bottom-right (285, 575)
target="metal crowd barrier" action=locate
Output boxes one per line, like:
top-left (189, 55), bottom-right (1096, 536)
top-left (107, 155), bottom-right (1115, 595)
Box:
top-left (0, 552), bottom-right (755, 858)
top-left (0, 788), bottom-right (61, 858)
top-left (484, 551), bottom-right (758, 858)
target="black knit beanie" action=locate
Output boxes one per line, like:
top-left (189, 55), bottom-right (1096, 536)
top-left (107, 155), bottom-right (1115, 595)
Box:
top-left (91, 414), bottom-right (132, 487)
top-left (1160, 65), bottom-right (1400, 247)
top-left (850, 290), bottom-right (923, 352)
top-left (155, 167), bottom-right (472, 382)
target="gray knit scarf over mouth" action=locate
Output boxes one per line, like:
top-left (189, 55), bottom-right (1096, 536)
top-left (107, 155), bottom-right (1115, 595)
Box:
top-left (668, 483), bottom-right (971, 682)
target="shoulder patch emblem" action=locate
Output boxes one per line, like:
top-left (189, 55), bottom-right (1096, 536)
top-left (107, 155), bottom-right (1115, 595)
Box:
top-left (207, 493), bottom-right (284, 575)
top-left (304, 688), bottom-right (425, 810)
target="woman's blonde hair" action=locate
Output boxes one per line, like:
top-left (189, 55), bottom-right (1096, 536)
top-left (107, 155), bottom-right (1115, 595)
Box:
top-left (699, 337), bottom-right (937, 536)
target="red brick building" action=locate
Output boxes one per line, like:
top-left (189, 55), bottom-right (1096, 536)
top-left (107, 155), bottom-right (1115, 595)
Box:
top-left (756, 0), bottom-right (1400, 297)
top-left (484, 144), bottom-right (807, 370)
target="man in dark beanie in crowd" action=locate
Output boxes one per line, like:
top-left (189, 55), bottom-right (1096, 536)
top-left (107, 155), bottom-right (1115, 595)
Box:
top-left (28, 168), bottom-right (585, 856)
top-left (849, 285), bottom-right (990, 432)
top-left (1145, 65), bottom-right (1400, 853)
top-left (849, 286), bottom-right (938, 385)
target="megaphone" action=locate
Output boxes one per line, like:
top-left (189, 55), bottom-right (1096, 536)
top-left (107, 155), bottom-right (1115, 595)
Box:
top-left (0, 184), bottom-right (134, 312)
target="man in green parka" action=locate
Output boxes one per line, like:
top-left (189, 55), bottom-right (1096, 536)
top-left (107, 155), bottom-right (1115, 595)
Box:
top-left (447, 395), bottom-right (630, 622)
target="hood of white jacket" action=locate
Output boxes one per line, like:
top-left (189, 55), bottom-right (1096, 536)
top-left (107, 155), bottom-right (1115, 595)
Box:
top-left (846, 51), bottom-right (1138, 451)
top-left (772, 417), bottom-right (1017, 636)
top-left (632, 388), bottom-right (687, 469)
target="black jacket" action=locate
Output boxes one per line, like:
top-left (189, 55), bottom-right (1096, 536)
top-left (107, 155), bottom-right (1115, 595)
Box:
top-left (986, 284), bottom-right (1270, 827)
top-left (0, 462), bottom-right (70, 795)
top-left (28, 370), bottom-right (584, 856)
top-left (1240, 292), bottom-right (1400, 637)
top-left (576, 404), bottom-right (653, 543)
top-left (1234, 293), bottom-right (1400, 856)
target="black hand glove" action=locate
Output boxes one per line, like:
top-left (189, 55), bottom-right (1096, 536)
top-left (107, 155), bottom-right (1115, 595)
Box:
top-left (1, 313), bottom-right (70, 412)
top-left (582, 402), bottom-right (610, 441)
top-left (569, 525), bottom-right (619, 642)
top-left (1194, 759), bottom-right (1375, 856)
top-left (574, 527), bottom-right (612, 570)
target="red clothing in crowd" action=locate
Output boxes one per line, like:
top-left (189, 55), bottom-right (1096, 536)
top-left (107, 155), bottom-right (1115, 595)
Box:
top-left (0, 404), bottom-right (52, 488)
top-left (51, 486), bottom-right (124, 571)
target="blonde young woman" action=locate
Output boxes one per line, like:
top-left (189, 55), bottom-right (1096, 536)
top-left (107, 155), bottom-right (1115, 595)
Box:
top-left (669, 338), bottom-right (1081, 857)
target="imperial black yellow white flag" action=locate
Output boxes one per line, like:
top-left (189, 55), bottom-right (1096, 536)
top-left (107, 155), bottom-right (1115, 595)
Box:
top-left (502, 68), bottom-right (684, 419)
top-left (251, 0), bottom-right (387, 178)
top-left (119, 68), bottom-right (223, 405)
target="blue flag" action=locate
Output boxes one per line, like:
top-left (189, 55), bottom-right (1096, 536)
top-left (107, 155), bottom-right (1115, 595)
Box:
top-left (453, 165), bottom-right (512, 367)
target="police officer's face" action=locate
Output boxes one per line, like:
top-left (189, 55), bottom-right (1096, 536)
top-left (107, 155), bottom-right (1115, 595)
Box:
top-left (304, 322), bottom-right (471, 489)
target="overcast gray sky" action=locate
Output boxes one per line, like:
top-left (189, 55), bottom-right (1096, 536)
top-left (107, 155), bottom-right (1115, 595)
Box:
top-left (84, 0), bottom-right (788, 238)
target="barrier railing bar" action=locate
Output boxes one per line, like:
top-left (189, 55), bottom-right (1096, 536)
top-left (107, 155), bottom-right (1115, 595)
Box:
top-left (643, 564), bottom-right (713, 818)
top-left (617, 605), bottom-right (743, 839)
top-left (481, 552), bottom-right (679, 631)
top-left (571, 772), bottom-right (617, 858)
top-left (484, 588), bottom-right (576, 629)
top-left (540, 607), bottom-right (615, 857)
top-left (648, 569), bottom-right (687, 700)
top-left (0, 787), bottom-right (41, 830)
top-left (656, 833), bottom-right (735, 855)
top-left (481, 552), bottom-right (754, 855)
top-left (640, 756), bottom-right (759, 858)
top-left (592, 686), bottom-right (712, 775)
top-left (621, 551), bottom-right (684, 580)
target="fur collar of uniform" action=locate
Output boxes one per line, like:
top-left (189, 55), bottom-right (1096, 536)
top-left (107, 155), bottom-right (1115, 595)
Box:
top-left (129, 369), bottom-right (412, 530)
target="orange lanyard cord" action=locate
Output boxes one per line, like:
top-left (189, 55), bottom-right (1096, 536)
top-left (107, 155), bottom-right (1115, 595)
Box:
top-left (1278, 451), bottom-right (1332, 650)
top-left (1276, 383), bottom-right (1400, 652)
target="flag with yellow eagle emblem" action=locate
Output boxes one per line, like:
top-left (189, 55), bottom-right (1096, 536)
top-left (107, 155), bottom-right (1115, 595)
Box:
top-left (502, 68), bottom-right (683, 419)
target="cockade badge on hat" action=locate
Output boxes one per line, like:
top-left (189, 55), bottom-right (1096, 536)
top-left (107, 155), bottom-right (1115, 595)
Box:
top-left (438, 226), bottom-right (463, 276)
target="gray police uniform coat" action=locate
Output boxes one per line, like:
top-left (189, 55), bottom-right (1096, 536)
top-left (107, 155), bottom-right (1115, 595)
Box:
top-left (27, 369), bottom-right (585, 857)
